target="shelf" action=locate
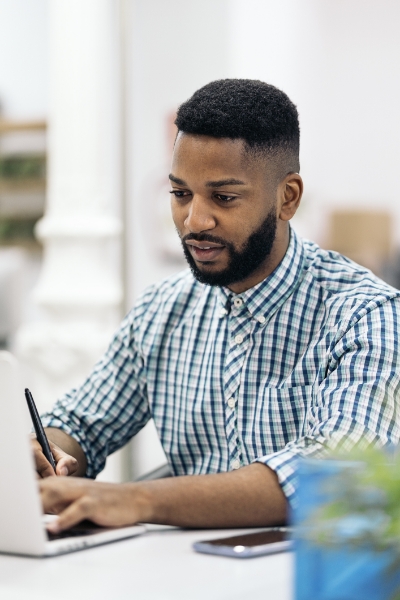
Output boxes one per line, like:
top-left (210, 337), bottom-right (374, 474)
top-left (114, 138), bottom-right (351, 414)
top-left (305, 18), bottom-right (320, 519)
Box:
top-left (0, 120), bottom-right (46, 134)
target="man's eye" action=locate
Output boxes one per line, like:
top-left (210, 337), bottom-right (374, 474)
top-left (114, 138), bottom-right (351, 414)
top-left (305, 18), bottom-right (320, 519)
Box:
top-left (215, 194), bottom-right (236, 203)
top-left (169, 190), bottom-right (190, 198)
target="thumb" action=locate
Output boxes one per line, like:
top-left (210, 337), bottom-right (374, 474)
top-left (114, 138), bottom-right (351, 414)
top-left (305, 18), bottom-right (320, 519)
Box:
top-left (50, 443), bottom-right (79, 476)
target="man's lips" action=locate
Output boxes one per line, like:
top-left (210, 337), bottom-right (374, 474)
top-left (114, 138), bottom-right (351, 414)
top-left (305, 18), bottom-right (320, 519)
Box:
top-left (185, 241), bottom-right (225, 262)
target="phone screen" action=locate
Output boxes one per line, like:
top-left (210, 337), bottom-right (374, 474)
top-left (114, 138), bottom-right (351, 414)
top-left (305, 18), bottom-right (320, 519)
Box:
top-left (205, 529), bottom-right (286, 547)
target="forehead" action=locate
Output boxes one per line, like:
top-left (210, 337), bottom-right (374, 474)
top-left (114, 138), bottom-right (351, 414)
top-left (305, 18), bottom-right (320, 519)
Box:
top-left (171, 133), bottom-right (266, 181)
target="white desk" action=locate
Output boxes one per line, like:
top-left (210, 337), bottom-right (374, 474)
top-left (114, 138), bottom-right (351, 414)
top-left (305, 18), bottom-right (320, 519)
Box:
top-left (0, 527), bottom-right (293, 600)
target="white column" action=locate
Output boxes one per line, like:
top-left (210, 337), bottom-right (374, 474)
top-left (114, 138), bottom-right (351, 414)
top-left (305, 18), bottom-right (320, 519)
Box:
top-left (16, 0), bottom-right (123, 475)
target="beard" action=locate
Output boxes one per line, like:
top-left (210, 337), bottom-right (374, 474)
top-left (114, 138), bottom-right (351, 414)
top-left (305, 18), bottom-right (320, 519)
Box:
top-left (179, 209), bottom-right (277, 287)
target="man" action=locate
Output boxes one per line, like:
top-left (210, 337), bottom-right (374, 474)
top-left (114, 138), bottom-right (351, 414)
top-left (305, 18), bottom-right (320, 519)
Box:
top-left (36, 79), bottom-right (400, 534)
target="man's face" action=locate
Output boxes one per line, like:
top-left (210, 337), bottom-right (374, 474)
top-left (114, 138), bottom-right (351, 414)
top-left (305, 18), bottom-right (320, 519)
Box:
top-left (170, 133), bottom-right (280, 292)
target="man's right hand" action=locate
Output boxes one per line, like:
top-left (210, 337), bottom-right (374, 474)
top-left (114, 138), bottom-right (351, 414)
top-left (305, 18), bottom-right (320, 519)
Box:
top-left (31, 435), bottom-right (79, 478)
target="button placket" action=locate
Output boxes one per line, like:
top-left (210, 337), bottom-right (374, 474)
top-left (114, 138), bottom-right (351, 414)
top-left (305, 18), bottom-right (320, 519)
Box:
top-left (223, 312), bottom-right (250, 472)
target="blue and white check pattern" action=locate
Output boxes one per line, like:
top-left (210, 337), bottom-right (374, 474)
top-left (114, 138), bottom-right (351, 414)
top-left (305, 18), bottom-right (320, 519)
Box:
top-left (42, 228), bottom-right (400, 506)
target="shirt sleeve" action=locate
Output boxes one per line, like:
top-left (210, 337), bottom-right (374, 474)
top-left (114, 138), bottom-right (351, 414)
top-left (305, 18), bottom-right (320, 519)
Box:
top-left (255, 296), bottom-right (400, 508)
top-left (40, 311), bottom-right (151, 478)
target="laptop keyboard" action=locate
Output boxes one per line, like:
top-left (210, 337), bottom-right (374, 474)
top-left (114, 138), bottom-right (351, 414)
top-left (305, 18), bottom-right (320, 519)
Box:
top-left (47, 520), bottom-right (107, 541)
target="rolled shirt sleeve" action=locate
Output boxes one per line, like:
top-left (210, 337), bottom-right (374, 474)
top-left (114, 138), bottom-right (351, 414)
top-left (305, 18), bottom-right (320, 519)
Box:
top-left (256, 297), bottom-right (400, 507)
top-left (40, 310), bottom-right (151, 478)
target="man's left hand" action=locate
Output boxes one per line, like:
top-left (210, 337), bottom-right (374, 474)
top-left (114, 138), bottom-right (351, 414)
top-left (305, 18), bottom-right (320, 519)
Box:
top-left (40, 477), bottom-right (150, 533)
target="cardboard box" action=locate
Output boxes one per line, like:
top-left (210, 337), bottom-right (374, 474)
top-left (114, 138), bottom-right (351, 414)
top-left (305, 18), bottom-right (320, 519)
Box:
top-left (327, 210), bottom-right (392, 274)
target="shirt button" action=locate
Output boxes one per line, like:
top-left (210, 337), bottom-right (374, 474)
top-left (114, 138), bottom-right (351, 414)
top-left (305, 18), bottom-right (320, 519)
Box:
top-left (234, 334), bottom-right (244, 344)
top-left (232, 459), bottom-right (241, 470)
top-left (233, 297), bottom-right (243, 308)
top-left (219, 308), bottom-right (227, 318)
top-left (257, 315), bottom-right (266, 324)
top-left (227, 397), bottom-right (236, 409)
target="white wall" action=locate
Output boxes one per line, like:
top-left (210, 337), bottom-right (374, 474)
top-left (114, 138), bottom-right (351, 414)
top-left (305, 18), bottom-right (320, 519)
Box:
top-left (228, 0), bottom-right (400, 245)
top-left (0, 0), bottom-right (48, 118)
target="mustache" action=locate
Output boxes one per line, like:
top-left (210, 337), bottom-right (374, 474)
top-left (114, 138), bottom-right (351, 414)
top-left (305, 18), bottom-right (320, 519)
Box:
top-left (182, 233), bottom-right (228, 246)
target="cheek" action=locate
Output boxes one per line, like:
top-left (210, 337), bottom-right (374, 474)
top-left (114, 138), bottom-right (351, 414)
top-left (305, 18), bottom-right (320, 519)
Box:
top-left (227, 213), bottom-right (258, 244)
top-left (229, 206), bottom-right (273, 249)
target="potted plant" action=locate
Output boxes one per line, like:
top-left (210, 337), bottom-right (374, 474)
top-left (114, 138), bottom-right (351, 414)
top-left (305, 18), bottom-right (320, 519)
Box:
top-left (295, 448), bottom-right (400, 600)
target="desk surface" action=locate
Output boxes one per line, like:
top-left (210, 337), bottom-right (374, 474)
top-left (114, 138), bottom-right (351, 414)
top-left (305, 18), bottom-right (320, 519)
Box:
top-left (0, 526), bottom-right (293, 600)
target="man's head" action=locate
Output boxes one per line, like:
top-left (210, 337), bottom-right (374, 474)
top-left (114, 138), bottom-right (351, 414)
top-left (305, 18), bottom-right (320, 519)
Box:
top-left (170, 79), bottom-right (303, 292)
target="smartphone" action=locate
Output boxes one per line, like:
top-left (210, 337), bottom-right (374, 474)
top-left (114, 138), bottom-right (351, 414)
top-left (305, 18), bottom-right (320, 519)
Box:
top-left (193, 528), bottom-right (292, 558)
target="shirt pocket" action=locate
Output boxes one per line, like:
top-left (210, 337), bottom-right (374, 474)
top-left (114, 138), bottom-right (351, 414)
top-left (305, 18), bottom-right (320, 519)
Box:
top-left (240, 384), bottom-right (315, 459)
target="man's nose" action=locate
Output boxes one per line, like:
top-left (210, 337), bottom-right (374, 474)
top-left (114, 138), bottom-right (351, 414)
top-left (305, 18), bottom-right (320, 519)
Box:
top-left (184, 196), bottom-right (216, 233)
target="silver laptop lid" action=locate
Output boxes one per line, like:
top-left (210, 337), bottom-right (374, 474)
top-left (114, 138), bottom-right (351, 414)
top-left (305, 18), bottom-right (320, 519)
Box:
top-left (0, 352), bottom-right (46, 556)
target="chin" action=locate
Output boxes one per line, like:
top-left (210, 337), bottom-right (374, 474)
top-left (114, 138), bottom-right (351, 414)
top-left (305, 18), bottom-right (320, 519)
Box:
top-left (197, 265), bottom-right (225, 276)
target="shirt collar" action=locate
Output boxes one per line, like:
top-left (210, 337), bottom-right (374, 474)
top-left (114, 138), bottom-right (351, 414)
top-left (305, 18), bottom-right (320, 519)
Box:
top-left (217, 227), bottom-right (305, 322)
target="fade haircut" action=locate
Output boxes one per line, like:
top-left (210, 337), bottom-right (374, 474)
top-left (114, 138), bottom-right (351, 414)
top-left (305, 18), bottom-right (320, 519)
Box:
top-left (175, 79), bottom-right (300, 179)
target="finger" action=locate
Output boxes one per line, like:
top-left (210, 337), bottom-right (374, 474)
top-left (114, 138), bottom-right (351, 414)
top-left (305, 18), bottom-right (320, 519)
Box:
top-left (49, 443), bottom-right (78, 477)
top-left (39, 478), bottom-right (77, 515)
top-left (46, 496), bottom-right (93, 533)
top-left (32, 439), bottom-right (56, 478)
top-left (38, 458), bottom-right (56, 478)
top-left (40, 476), bottom-right (92, 501)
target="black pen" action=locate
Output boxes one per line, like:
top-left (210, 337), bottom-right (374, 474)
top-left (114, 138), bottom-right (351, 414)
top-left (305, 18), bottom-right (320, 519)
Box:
top-left (25, 388), bottom-right (56, 472)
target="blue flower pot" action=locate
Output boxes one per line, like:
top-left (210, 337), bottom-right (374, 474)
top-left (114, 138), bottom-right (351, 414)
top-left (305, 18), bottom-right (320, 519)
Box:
top-left (294, 460), bottom-right (400, 600)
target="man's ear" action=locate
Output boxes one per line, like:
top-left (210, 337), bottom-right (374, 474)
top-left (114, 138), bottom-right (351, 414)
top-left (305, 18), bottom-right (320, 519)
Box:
top-left (278, 173), bottom-right (303, 221)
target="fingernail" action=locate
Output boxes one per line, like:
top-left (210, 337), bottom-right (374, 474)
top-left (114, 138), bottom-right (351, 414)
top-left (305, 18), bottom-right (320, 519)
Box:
top-left (60, 467), bottom-right (68, 476)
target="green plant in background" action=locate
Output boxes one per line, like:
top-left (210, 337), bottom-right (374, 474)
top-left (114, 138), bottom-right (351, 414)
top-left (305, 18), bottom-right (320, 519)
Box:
top-left (0, 154), bottom-right (45, 243)
top-left (0, 218), bottom-right (38, 242)
top-left (308, 446), bottom-right (400, 600)
top-left (0, 154), bottom-right (46, 179)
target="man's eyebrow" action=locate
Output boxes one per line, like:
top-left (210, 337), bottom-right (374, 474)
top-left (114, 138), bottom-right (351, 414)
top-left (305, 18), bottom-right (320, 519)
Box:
top-left (205, 178), bottom-right (246, 188)
top-left (168, 175), bottom-right (247, 187)
top-left (169, 174), bottom-right (186, 185)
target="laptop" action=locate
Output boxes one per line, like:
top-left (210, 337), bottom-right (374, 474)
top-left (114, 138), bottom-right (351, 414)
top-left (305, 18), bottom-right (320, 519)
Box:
top-left (0, 351), bottom-right (145, 557)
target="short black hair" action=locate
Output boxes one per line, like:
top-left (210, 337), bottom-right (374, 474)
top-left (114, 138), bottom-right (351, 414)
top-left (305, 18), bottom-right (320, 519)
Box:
top-left (175, 79), bottom-right (300, 173)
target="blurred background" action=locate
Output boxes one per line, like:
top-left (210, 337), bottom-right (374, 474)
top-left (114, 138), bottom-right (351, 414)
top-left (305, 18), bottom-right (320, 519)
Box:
top-left (1, 0), bottom-right (400, 482)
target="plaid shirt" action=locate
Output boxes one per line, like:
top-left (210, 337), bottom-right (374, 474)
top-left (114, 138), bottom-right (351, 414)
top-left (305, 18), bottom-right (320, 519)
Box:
top-left (42, 228), bottom-right (400, 506)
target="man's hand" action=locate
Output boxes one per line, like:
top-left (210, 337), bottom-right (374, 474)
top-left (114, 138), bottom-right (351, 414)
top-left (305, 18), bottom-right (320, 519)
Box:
top-left (31, 435), bottom-right (79, 478)
top-left (39, 463), bottom-right (287, 533)
top-left (40, 478), bottom-right (148, 533)
top-left (31, 427), bottom-right (87, 478)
